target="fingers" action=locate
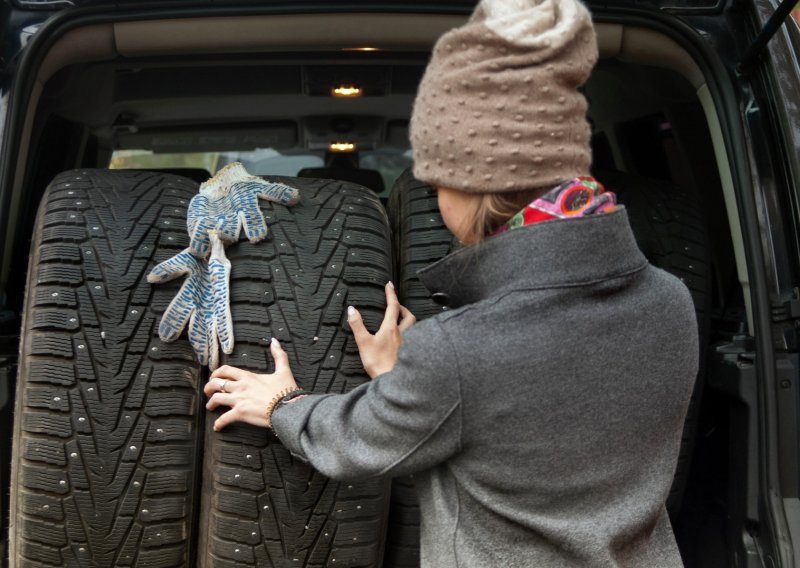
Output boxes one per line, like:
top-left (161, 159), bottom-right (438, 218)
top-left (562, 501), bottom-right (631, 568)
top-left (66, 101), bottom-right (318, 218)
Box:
top-left (146, 250), bottom-right (196, 284)
top-left (215, 308), bottom-right (235, 356)
top-left (188, 225), bottom-right (211, 258)
top-left (187, 195), bottom-right (212, 257)
top-left (216, 212), bottom-right (244, 247)
top-left (203, 376), bottom-right (241, 397)
top-left (348, 306), bottom-right (372, 348)
top-left (208, 232), bottom-right (232, 267)
top-left (350, 281), bottom-right (412, 340)
top-left (257, 181), bottom-right (301, 206)
top-left (209, 242), bottom-right (234, 355)
top-left (206, 392), bottom-right (235, 411)
top-left (270, 338), bottom-right (290, 372)
top-left (239, 205), bottom-right (269, 244)
top-left (210, 364), bottom-right (254, 382)
top-left (208, 329), bottom-right (221, 372)
top-left (187, 310), bottom-right (210, 367)
top-left (398, 305), bottom-right (417, 333)
top-left (227, 183), bottom-right (265, 243)
top-left (158, 290), bottom-right (194, 342)
top-left (213, 408), bottom-right (239, 431)
top-left (380, 282), bottom-right (400, 331)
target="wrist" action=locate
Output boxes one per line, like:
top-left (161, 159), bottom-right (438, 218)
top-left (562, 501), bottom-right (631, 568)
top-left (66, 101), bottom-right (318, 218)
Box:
top-left (366, 360), bottom-right (395, 379)
top-left (265, 387), bottom-right (306, 429)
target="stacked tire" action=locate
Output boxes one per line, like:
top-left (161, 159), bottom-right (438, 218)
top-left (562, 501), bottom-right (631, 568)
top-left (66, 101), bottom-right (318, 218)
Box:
top-left (381, 170), bottom-right (453, 568)
top-left (197, 177), bottom-right (393, 567)
top-left (10, 170), bottom-right (203, 567)
top-left (9, 171), bottom-right (393, 567)
top-left (9, 166), bottom-right (710, 567)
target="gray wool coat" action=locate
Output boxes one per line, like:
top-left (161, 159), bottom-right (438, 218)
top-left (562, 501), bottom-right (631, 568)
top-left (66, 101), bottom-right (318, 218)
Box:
top-left (272, 208), bottom-right (698, 567)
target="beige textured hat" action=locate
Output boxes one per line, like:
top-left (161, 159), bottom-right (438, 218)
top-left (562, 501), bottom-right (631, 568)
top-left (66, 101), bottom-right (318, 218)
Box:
top-left (410, 0), bottom-right (598, 193)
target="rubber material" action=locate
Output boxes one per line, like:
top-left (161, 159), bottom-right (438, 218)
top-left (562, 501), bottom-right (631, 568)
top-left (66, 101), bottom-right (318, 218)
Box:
top-left (9, 170), bottom-right (203, 567)
top-left (387, 169), bottom-right (454, 322)
top-left (381, 476), bottom-right (421, 568)
top-left (198, 177), bottom-right (393, 568)
top-left (382, 170), bottom-right (453, 568)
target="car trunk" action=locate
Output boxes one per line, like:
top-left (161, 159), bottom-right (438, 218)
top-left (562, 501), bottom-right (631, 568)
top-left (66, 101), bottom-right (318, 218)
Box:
top-left (1, 0), bottom-right (798, 566)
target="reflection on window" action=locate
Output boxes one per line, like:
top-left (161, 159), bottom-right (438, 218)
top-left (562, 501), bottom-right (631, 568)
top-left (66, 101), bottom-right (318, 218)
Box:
top-left (110, 150), bottom-right (219, 172)
top-left (109, 148), bottom-right (414, 196)
top-left (216, 150), bottom-right (323, 176)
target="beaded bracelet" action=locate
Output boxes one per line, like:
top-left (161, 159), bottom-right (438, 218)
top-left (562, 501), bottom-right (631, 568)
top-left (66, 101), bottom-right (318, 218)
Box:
top-left (265, 387), bottom-right (306, 429)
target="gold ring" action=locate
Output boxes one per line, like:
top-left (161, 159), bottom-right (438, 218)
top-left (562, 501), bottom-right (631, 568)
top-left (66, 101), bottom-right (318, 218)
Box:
top-left (219, 379), bottom-right (228, 393)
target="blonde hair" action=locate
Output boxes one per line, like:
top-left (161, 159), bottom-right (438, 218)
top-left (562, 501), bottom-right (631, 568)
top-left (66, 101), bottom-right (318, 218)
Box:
top-left (463, 187), bottom-right (548, 244)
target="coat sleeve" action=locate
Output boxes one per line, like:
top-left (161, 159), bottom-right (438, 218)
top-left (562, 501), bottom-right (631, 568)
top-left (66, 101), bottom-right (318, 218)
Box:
top-left (271, 317), bottom-right (462, 480)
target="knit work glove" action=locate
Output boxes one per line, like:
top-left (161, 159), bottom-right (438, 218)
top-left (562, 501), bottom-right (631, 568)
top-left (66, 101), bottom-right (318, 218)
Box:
top-left (147, 231), bottom-right (233, 370)
top-left (187, 162), bottom-right (300, 257)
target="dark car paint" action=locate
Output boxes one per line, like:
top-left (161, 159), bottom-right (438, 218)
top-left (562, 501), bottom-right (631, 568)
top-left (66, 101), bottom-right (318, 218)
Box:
top-left (0, 1), bottom-right (798, 567)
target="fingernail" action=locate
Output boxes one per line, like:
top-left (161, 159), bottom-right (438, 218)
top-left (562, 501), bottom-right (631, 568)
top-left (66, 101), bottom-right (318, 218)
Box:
top-left (271, 337), bottom-right (281, 348)
top-left (347, 306), bottom-right (356, 318)
top-left (387, 281), bottom-right (395, 289)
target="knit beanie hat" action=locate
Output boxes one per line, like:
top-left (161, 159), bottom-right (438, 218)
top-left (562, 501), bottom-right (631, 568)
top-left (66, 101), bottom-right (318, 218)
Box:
top-left (410, 0), bottom-right (598, 193)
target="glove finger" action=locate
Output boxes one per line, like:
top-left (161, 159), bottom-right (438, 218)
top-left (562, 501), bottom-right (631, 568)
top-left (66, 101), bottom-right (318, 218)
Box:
top-left (187, 195), bottom-right (208, 229)
top-left (258, 181), bottom-right (300, 206)
top-left (240, 209), bottom-right (269, 244)
top-left (210, 241), bottom-right (235, 355)
top-left (206, 306), bottom-right (221, 371)
top-left (188, 307), bottom-right (209, 367)
top-left (188, 221), bottom-right (214, 258)
top-left (208, 328), bottom-right (220, 371)
top-left (216, 214), bottom-right (241, 244)
top-left (228, 183), bottom-right (260, 242)
top-left (158, 284), bottom-right (195, 342)
top-left (188, 195), bottom-right (213, 257)
top-left (147, 250), bottom-right (195, 284)
top-left (213, 285), bottom-right (234, 355)
top-left (217, 312), bottom-right (234, 355)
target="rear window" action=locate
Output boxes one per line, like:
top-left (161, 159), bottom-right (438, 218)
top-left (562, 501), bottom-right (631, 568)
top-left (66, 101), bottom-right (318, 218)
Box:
top-left (110, 148), bottom-right (412, 195)
top-left (110, 150), bottom-right (219, 172)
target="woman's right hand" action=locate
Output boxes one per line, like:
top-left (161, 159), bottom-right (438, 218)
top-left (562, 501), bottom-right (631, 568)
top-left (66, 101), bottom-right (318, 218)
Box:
top-left (348, 281), bottom-right (416, 379)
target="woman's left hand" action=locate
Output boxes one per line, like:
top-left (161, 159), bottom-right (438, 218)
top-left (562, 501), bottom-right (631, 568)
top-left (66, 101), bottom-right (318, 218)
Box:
top-left (204, 338), bottom-right (298, 431)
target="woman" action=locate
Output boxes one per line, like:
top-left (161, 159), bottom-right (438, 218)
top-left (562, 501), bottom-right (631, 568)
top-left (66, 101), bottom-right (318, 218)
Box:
top-left (204, 0), bottom-right (698, 565)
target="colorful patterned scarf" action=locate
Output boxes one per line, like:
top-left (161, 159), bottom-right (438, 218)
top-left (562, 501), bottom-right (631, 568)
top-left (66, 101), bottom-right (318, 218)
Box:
top-left (494, 176), bottom-right (616, 235)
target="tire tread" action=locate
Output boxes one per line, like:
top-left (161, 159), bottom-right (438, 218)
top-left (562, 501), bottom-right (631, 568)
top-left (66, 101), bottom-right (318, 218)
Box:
top-left (200, 178), bottom-right (392, 568)
top-left (10, 170), bottom-right (203, 567)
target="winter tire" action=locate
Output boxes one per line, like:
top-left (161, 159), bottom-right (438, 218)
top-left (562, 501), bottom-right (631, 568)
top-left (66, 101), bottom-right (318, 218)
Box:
top-left (198, 177), bottom-right (393, 568)
top-left (387, 169), bottom-right (455, 322)
top-left (381, 170), bottom-right (455, 568)
top-left (9, 170), bottom-right (203, 567)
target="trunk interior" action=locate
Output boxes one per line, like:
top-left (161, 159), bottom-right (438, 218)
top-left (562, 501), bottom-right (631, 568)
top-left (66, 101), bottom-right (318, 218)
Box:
top-left (0, 8), bottom-right (758, 567)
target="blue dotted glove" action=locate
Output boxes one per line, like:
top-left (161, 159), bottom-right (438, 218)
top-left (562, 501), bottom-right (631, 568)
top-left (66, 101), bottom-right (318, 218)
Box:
top-left (187, 162), bottom-right (300, 257)
top-left (147, 231), bottom-right (233, 370)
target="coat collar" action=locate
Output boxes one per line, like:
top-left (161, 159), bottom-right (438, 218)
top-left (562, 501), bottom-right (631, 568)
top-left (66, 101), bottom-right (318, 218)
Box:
top-left (417, 208), bottom-right (647, 309)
